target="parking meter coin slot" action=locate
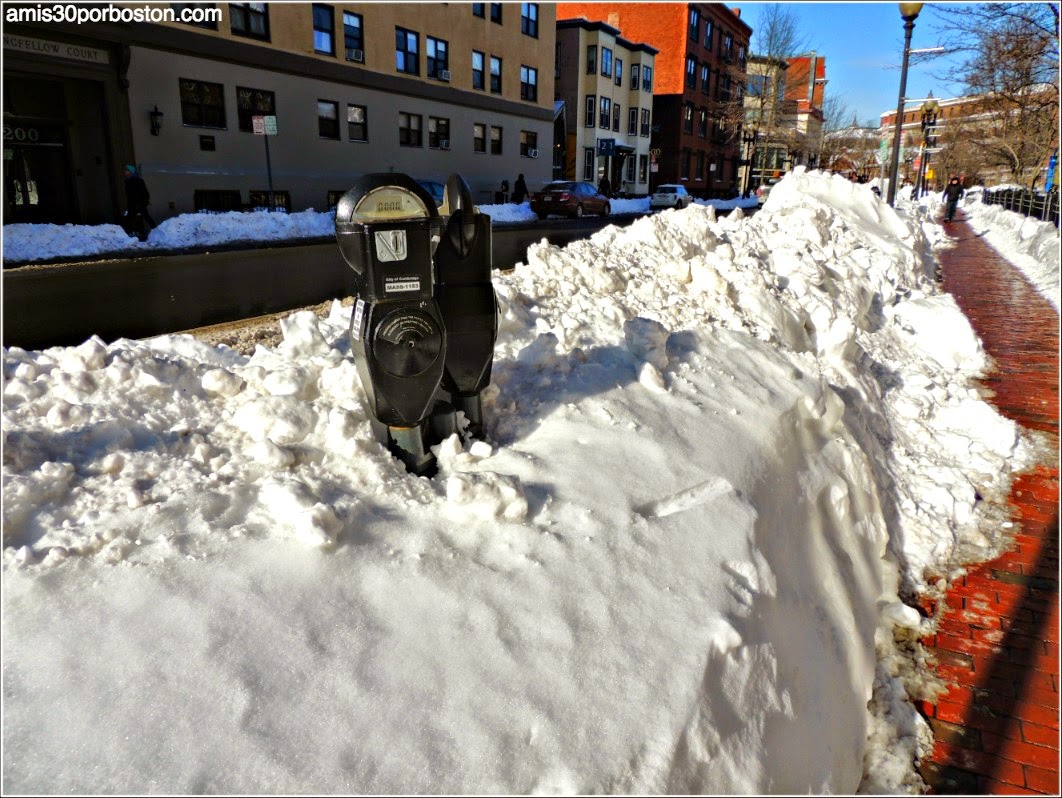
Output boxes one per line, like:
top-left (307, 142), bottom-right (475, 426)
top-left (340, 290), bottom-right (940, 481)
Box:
top-left (372, 309), bottom-right (443, 378)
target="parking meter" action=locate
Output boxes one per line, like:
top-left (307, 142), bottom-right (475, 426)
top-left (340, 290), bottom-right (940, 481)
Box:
top-left (435, 174), bottom-right (498, 438)
top-left (335, 172), bottom-right (498, 476)
top-left (335, 174), bottom-right (447, 474)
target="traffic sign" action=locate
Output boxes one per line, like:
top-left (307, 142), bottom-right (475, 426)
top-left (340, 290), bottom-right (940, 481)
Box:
top-left (252, 115), bottom-right (278, 136)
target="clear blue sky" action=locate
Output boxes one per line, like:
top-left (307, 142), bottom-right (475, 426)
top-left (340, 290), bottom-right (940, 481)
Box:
top-left (734, 2), bottom-right (969, 127)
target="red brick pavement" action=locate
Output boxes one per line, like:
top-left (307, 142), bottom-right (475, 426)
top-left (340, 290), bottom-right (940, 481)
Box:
top-left (915, 208), bottom-right (1060, 794)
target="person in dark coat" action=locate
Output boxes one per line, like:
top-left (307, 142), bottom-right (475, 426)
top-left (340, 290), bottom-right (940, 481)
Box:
top-left (597, 174), bottom-right (611, 198)
top-left (123, 164), bottom-right (155, 239)
top-left (512, 173), bottom-right (529, 204)
top-left (942, 176), bottom-right (965, 223)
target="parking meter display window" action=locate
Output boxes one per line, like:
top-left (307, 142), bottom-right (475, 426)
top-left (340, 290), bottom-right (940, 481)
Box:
top-left (372, 308), bottom-right (444, 378)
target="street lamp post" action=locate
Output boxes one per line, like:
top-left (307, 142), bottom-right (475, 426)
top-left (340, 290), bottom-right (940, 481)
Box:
top-left (742, 128), bottom-right (757, 198)
top-left (886, 2), bottom-right (923, 206)
top-left (917, 93), bottom-right (939, 197)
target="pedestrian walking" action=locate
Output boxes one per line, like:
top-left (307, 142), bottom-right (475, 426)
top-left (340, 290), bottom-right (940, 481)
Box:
top-left (943, 176), bottom-right (965, 223)
top-left (597, 174), bottom-right (611, 198)
top-left (512, 173), bottom-right (529, 204)
top-left (123, 164), bottom-right (155, 240)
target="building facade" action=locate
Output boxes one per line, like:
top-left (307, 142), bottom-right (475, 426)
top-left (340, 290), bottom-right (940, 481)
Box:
top-left (556, 2), bottom-right (751, 198)
top-left (3, 2), bottom-right (556, 224)
top-left (554, 18), bottom-right (657, 196)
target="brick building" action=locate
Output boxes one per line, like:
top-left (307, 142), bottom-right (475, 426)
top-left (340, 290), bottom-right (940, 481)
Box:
top-left (556, 2), bottom-right (751, 198)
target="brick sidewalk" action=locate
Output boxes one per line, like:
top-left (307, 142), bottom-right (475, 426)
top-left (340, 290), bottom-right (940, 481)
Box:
top-left (915, 208), bottom-right (1060, 795)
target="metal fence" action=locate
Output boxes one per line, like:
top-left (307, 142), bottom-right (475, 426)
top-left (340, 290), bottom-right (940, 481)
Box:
top-left (981, 187), bottom-right (1060, 228)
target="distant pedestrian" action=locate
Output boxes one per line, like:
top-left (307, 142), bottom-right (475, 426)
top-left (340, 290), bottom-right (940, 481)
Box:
top-left (597, 174), bottom-right (611, 198)
top-left (512, 173), bottom-right (528, 204)
top-left (123, 164), bottom-right (155, 240)
top-left (943, 176), bottom-right (965, 223)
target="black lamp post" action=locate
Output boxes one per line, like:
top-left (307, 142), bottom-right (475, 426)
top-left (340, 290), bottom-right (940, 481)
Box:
top-left (917, 93), bottom-right (939, 197)
top-left (886, 2), bottom-right (923, 206)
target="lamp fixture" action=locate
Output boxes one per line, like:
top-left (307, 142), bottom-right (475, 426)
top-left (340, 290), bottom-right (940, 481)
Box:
top-left (149, 105), bottom-right (164, 136)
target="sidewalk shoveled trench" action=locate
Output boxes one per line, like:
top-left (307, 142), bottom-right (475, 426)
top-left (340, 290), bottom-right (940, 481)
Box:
top-left (915, 209), bottom-right (1060, 795)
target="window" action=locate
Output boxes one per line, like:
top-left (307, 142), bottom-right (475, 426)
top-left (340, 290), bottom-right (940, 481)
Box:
top-left (599, 96), bottom-right (610, 129)
top-left (521, 3), bottom-right (538, 37)
top-left (312, 5), bottom-right (336, 55)
top-left (601, 47), bottom-right (613, 78)
top-left (639, 154), bottom-right (648, 183)
top-left (701, 63), bottom-right (710, 95)
top-left (399, 112), bottom-right (422, 147)
top-left (490, 125), bottom-right (502, 154)
top-left (427, 36), bottom-right (449, 80)
top-left (615, 58), bottom-right (623, 86)
top-left (520, 65), bottom-right (538, 101)
top-left (236, 86), bottom-right (275, 132)
top-left (230, 2), bottom-right (268, 39)
top-left (472, 50), bottom-right (485, 90)
top-left (640, 108), bottom-right (650, 137)
top-left (473, 122), bottom-right (486, 152)
top-left (612, 103), bottom-right (620, 132)
top-left (723, 34), bottom-right (733, 62)
top-left (626, 156), bottom-right (635, 181)
top-left (347, 104), bottom-right (367, 141)
top-left (586, 45), bottom-right (597, 75)
top-left (583, 147), bottom-right (594, 180)
top-left (631, 63), bottom-right (640, 89)
top-left (343, 12), bottom-right (363, 60)
top-left (719, 73), bottom-right (732, 101)
top-left (318, 100), bottom-right (339, 139)
top-left (704, 20), bottom-right (714, 48)
top-left (685, 55), bottom-right (697, 89)
top-left (642, 65), bottom-right (653, 92)
top-left (585, 95), bottom-right (595, 127)
top-left (697, 151), bottom-right (706, 181)
top-left (738, 45), bottom-right (747, 69)
top-left (429, 116), bottom-right (450, 149)
top-left (698, 108), bottom-right (708, 138)
top-left (555, 43), bottom-right (561, 78)
top-left (688, 7), bottom-right (699, 40)
top-left (520, 130), bottom-right (538, 157)
top-left (472, 3), bottom-right (484, 18)
top-left (628, 107), bottom-right (637, 135)
top-left (395, 27), bottom-right (418, 75)
top-left (490, 56), bottom-right (502, 93)
top-left (682, 149), bottom-right (692, 179)
top-left (683, 102), bottom-right (694, 135)
top-left (747, 74), bottom-right (767, 97)
top-left (490, 3), bottom-right (501, 23)
top-left (179, 78), bottom-right (226, 128)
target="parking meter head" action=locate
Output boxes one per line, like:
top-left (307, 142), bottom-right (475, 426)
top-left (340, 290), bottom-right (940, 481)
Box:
top-left (442, 173), bottom-right (477, 256)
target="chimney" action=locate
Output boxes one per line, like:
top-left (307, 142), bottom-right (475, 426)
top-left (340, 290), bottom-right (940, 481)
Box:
top-left (732, 7), bottom-right (741, 16)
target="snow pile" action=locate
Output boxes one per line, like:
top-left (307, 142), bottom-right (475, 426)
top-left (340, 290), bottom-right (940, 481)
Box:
top-left (146, 208), bottom-right (336, 249)
top-left (1, 222), bottom-right (143, 261)
top-left (962, 199), bottom-right (1061, 313)
top-left (1, 168), bottom-right (1030, 794)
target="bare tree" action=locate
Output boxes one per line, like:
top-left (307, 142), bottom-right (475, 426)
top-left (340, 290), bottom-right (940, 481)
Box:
top-left (930, 3), bottom-right (1060, 187)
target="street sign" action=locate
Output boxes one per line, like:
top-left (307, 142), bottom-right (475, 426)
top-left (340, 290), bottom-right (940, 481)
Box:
top-left (252, 115), bottom-right (278, 136)
top-left (597, 138), bottom-right (615, 156)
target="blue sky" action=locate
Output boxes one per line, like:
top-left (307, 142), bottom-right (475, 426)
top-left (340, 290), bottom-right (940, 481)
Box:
top-left (734, 2), bottom-right (970, 127)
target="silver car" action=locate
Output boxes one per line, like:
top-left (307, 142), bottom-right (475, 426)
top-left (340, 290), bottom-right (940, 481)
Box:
top-left (650, 184), bottom-right (692, 210)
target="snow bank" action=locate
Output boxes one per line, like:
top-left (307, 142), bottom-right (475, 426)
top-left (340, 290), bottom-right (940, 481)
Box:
top-left (2, 222), bottom-right (144, 261)
top-left (2, 168), bottom-right (1029, 794)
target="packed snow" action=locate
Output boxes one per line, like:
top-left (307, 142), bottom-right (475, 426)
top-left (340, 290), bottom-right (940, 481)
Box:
top-left (2, 168), bottom-right (1056, 794)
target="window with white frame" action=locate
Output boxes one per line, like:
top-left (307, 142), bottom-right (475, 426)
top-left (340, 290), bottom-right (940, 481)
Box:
top-left (429, 116), bottom-right (450, 149)
top-left (347, 104), bottom-right (367, 141)
top-left (473, 122), bottom-right (486, 152)
top-left (472, 50), bottom-right (485, 90)
top-left (585, 95), bottom-right (595, 127)
top-left (399, 112), bottom-right (422, 146)
top-left (490, 125), bottom-right (502, 154)
top-left (583, 147), bottom-right (594, 180)
top-left (318, 99), bottom-right (339, 139)
top-left (520, 130), bottom-right (538, 157)
top-left (490, 55), bottom-right (502, 93)
top-left (427, 36), bottom-right (449, 80)
top-left (599, 96), bottom-right (610, 129)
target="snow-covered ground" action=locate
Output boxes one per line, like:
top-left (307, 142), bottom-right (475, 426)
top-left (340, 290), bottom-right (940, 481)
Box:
top-left (0, 195), bottom-right (756, 263)
top-left (2, 169), bottom-right (1057, 794)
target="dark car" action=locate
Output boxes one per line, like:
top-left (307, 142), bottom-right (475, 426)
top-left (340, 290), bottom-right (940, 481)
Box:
top-left (530, 181), bottom-right (611, 219)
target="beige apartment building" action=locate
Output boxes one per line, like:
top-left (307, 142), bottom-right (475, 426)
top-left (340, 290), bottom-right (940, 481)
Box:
top-left (3, 2), bottom-right (556, 224)
top-left (553, 18), bottom-right (657, 196)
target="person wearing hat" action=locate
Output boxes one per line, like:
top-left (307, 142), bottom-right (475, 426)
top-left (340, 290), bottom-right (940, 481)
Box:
top-left (122, 164), bottom-right (155, 240)
top-left (942, 176), bottom-right (965, 223)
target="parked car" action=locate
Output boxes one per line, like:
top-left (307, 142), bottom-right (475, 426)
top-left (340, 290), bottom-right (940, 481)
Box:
top-left (649, 184), bottom-right (692, 210)
top-left (756, 177), bottom-right (781, 206)
top-left (530, 181), bottom-right (611, 219)
top-left (416, 179), bottom-right (445, 207)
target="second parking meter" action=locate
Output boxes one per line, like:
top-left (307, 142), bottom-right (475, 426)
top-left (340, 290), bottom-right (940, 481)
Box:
top-left (435, 174), bottom-right (498, 438)
top-left (335, 174), bottom-right (447, 474)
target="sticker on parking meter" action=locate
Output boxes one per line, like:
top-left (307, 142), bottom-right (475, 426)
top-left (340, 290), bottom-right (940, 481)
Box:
top-left (351, 298), bottom-right (366, 341)
top-left (374, 230), bottom-right (407, 262)
top-left (384, 276), bottom-right (421, 293)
